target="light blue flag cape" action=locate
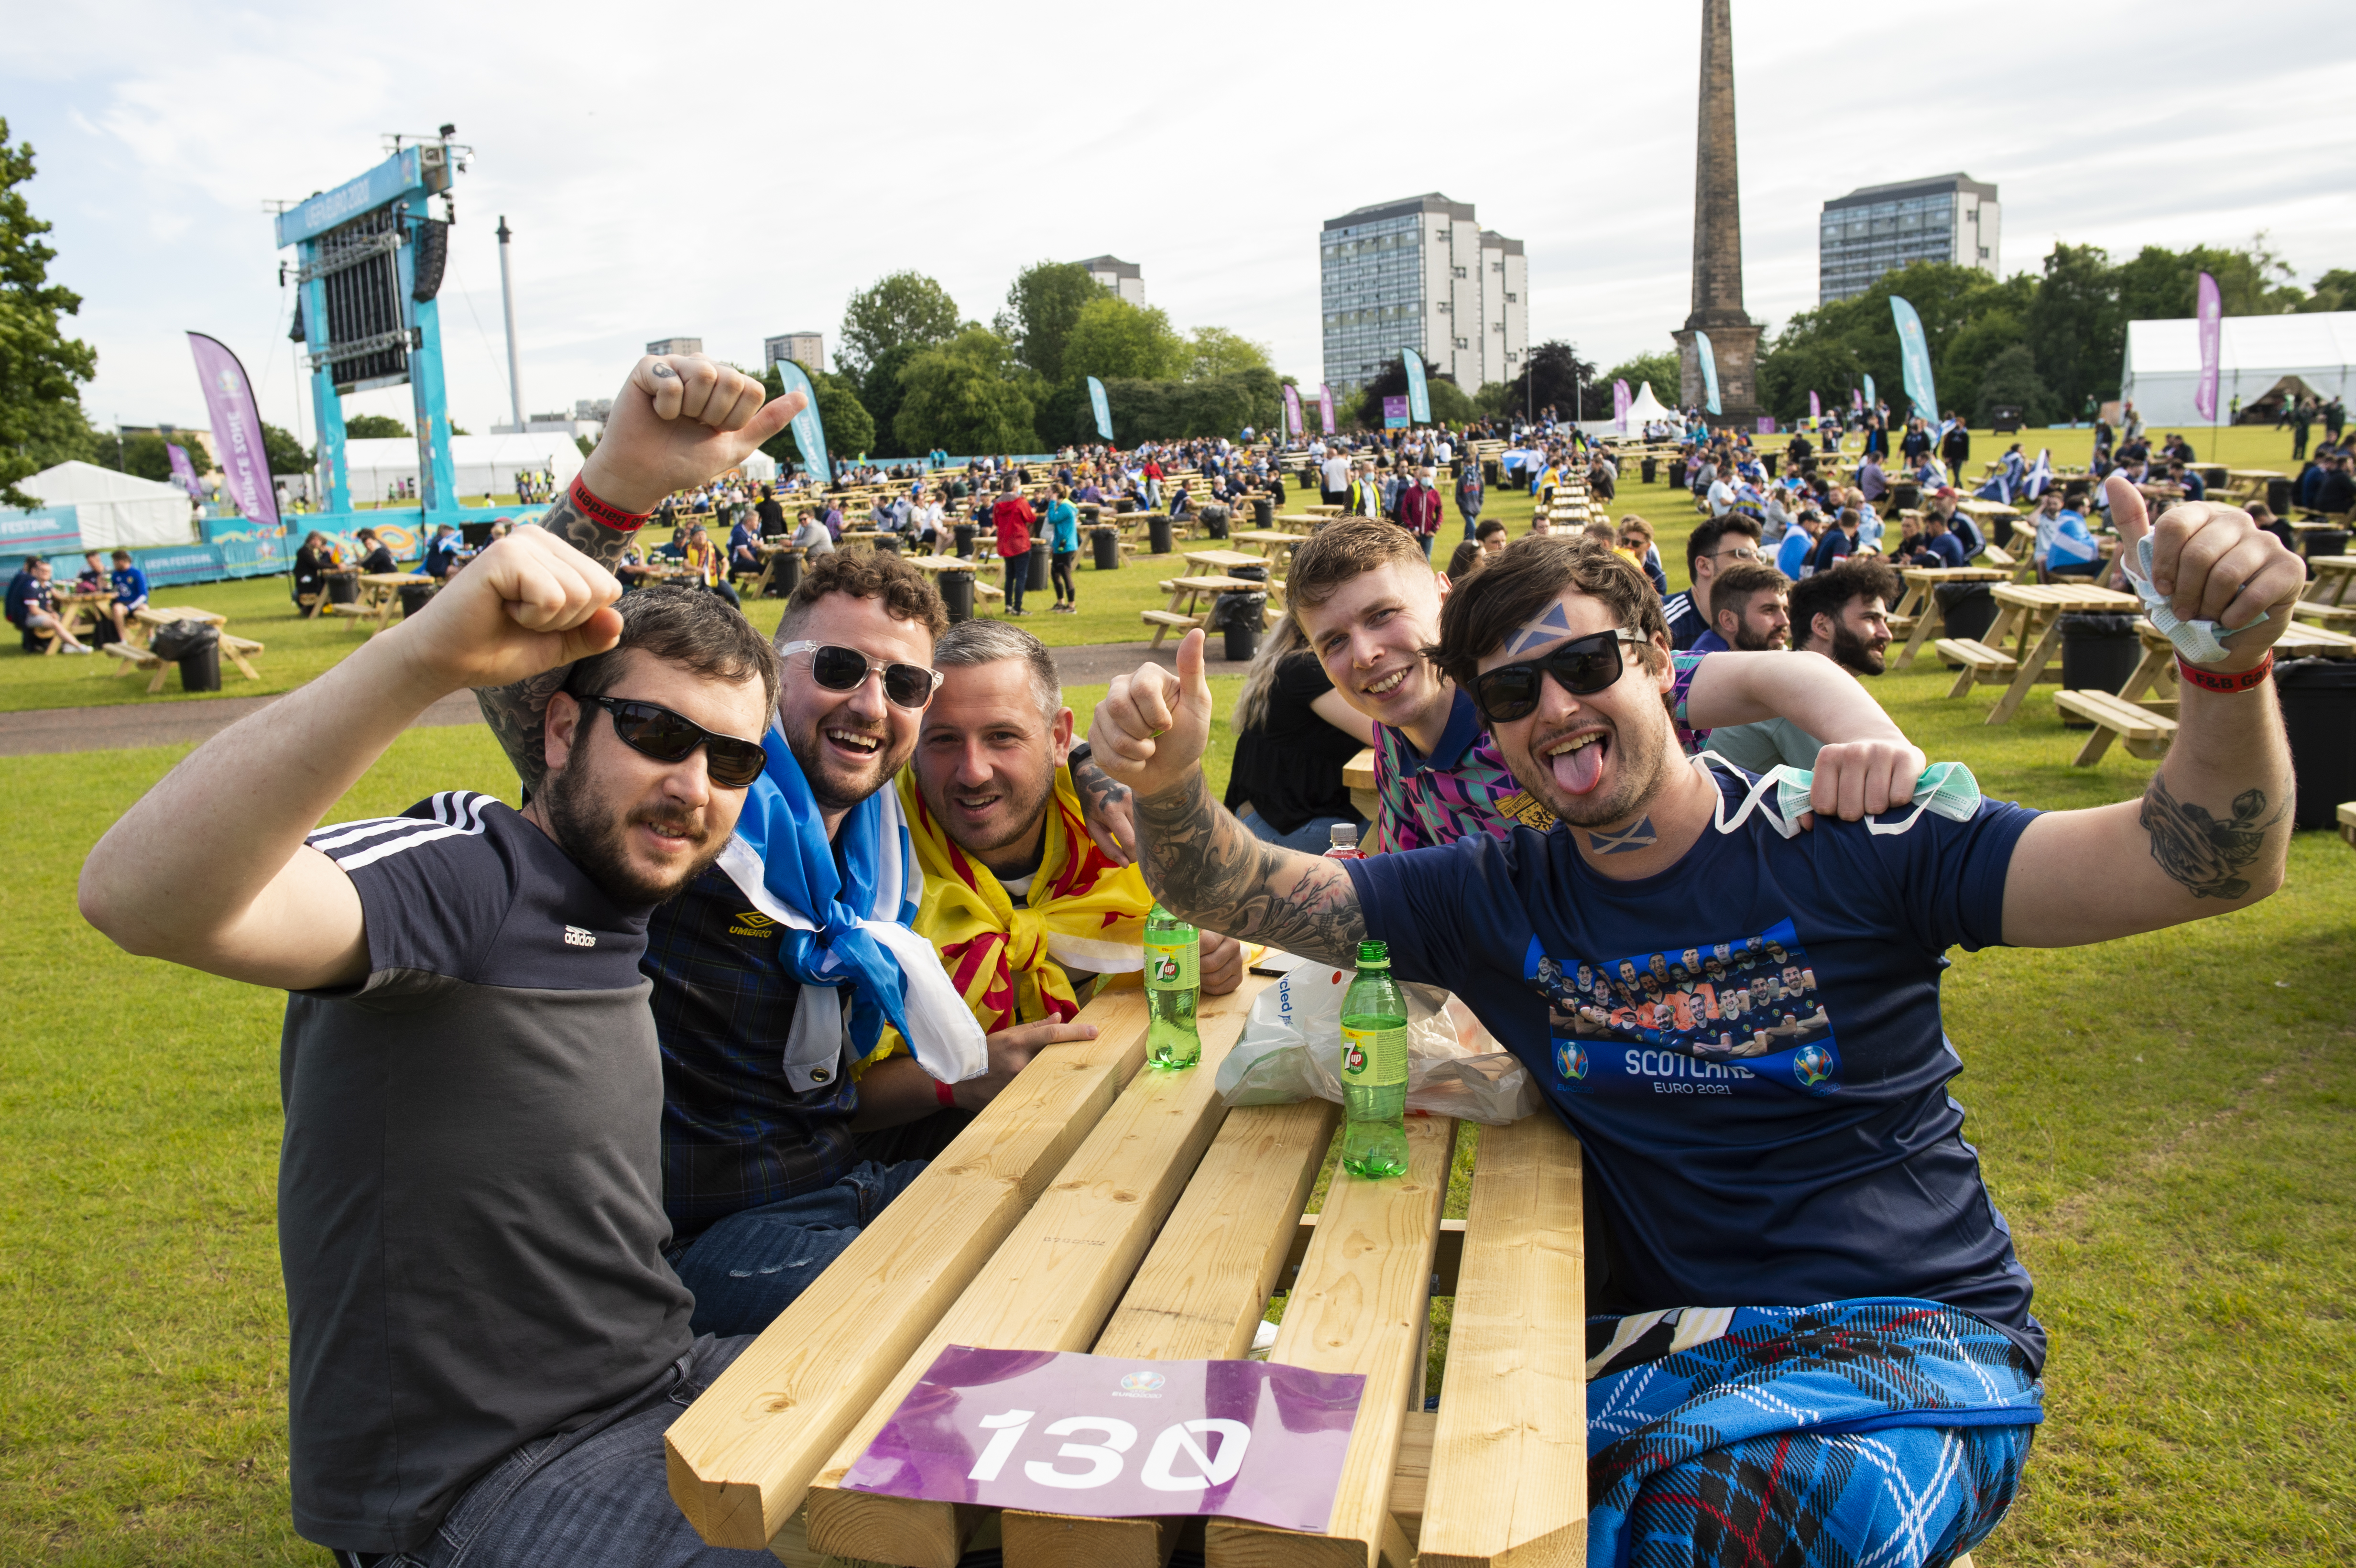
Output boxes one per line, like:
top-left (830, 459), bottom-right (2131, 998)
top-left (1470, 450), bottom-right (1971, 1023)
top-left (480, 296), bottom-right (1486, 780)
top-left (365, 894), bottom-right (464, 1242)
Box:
top-left (715, 730), bottom-right (988, 1089)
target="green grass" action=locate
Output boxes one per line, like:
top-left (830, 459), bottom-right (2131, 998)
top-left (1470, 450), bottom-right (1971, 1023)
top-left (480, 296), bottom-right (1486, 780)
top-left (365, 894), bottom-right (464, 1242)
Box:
top-left (5, 421), bottom-right (2352, 1563)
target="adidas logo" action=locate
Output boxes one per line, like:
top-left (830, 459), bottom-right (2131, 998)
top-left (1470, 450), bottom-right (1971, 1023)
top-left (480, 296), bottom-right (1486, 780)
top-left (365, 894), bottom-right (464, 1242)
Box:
top-left (563, 926), bottom-right (596, 948)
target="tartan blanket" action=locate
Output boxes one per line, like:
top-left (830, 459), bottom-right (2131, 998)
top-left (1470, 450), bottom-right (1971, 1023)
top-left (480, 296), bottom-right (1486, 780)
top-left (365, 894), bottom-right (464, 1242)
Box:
top-left (1585, 1298), bottom-right (2042, 1568)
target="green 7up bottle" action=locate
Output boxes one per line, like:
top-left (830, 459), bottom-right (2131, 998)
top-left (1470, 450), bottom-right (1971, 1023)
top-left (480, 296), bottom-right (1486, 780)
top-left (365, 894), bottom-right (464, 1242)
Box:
top-left (1143, 903), bottom-right (1200, 1070)
top-left (1340, 940), bottom-right (1409, 1178)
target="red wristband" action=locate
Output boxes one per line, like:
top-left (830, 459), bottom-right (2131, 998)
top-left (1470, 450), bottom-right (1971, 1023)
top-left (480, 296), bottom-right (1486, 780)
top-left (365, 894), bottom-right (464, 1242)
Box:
top-left (2177, 651), bottom-right (2272, 693)
top-left (568, 473), bottom-right (652, 532)
top-left (935, 1077), bottom-right (957, 1108)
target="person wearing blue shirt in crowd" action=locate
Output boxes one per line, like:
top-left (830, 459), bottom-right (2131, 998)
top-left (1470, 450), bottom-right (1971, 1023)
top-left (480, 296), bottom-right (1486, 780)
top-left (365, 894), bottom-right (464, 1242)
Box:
top-left (2030, 490), bottom-right (2103, 580)
top-left (1044, 482), bottom-right (1081, 615)
top-left (8, 556), bottom-right (93, 653)
top-left (421, 524), bottom-right (461, 582)
top-left (1089, 490), bottom-right (2304, 1568)
top-left (1775, 510), bottom-right (1821, 577)
top-left (1809, 508), bottom-right (1860, 577)
top-left (728, 512), bottom-right (762, 577)
top-left (1908, 511), bottom-right (1968, 569)
top-left (106, 549), bottom-right (150, 646)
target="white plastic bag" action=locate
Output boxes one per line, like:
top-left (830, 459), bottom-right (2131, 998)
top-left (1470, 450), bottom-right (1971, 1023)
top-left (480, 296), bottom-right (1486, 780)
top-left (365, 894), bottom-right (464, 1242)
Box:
top-left (1216, 959), bottom-right (1540, 1125)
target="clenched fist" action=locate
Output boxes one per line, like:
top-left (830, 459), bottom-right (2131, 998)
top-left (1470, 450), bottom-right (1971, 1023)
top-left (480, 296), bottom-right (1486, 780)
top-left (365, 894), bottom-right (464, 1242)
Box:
top-left (578, 355), bottom-right (805, 514)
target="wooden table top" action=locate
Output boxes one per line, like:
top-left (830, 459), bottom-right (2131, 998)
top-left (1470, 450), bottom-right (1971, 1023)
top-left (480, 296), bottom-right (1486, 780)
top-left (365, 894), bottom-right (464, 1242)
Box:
top-left (1900, 566), bottom-right (2009, 584)
top-left (1233, 529), bottom-right (1308, 546)
top-left (1167, 574), bottom-right (1265, 592)
top-left (897, 554), bottom-right (982, 574)
top-left (1992, 582), bottom-right (2140, 612)
top-left (136, 605), bottom-right (226, 627)
top-left (2310, 555), bottom-right (2356, 574)
top-left (358, 572), bottom-right (434, 588)
top-left (1182, 549), bottom-right (1265, 571)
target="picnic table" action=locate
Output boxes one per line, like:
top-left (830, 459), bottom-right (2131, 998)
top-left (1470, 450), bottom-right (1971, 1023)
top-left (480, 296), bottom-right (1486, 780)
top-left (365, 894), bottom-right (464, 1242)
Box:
top-left (351, 572), bottom-right (434, 630)
top-left (1889, 567), bottom-right (2011, 669)
top-left (1969, 583), bottom-right (2143, 724)
top-left (303, 567), bottom-right (360, 619)
top-left (2303, 555), bottom-right (2356, 608)
top-left (1183, 549), bottom-right (1268, 575)
top-left (900, 552), bottom-right (1005, 605)
top-left (51, 589), bottom-right (117, 649)
top-left (663, 965), bottom-right (1591, 1568)
top-left (1145, 575), bottom-right (1272, 650)
top-left (1344, 747), bottom-right (1378, 823)
top-left (106, 606), bottom-right (264, 692)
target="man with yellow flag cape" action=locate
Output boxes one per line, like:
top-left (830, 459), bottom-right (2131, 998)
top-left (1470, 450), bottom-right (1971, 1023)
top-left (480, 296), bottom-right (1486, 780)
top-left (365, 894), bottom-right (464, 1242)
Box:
top-left (867, 621), bottom-right (1245, 1066)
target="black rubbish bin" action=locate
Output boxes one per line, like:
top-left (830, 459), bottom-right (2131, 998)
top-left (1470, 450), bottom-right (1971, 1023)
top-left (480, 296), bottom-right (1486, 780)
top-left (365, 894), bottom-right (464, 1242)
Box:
top-left (1668, 459), bottom-right (1688, 491)
top-left (152, 620), bottom-right (221, 693)
top-left (2267, 477), bottom-right (2293, 515)
top-left (1934, 583), bottom-right (1997, 654)
top-left (2057, 613), bottom-right (2141, 726)
top-left (1641, 457), bottom-right (1659, 484)
top-left (1027, 547), bottom-right (1050, 591)
top-left (875, 533), bottom-right (903, 555)
top-left (398, 583), bottom-right (436, 619)
top-left (776, 551), bottom-right (804, 596)
top-left (1762, 454), bottom-right (1778, 479)
top-left (327, 571), bottom-right (360, 605)
top-left (1116, 497), bottom-right (1137, 514)
top-left (1091, 525), bottom-right (1121, 571)
top-left (1202, 504), bottom-right (1231, 540)
top-left (1216, 589), bottom-right (1266, 661)
top-left (2275, 658), bottom-right (2356, 829)
top-left (953, 523), bottom-right (976, 559)
top-left (1892, 482), bottom-right (1922, 512)
top-left (177, 641), bottom-right (221, 693)
top-left (1483, 458), bottom-right (1500, 488)
top-left (1147, 513), bottom-right (1174, 555)
top-left (2307, 530), bottom-right (2348, 560)
top-left (939, 569), bottom-right (976, 624)
top-left (1252, 496), bottom-right (1275, 529)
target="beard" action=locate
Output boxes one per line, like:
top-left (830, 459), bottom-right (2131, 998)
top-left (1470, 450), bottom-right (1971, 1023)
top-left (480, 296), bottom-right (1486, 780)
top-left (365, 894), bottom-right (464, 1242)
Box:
top-left (1828, 618), bottom-right (1887, 676)
top-left (1731, 620), bottom-right (1786, 653)
top-left (784, 712), bottom-right (905, 814)
top-left (541, 734), bottom-right (725, 906)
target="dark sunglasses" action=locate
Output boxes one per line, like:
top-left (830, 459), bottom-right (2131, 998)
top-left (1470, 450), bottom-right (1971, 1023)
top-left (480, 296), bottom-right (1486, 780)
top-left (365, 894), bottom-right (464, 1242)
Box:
top-left (777, 639), bottom-right (943, 710)
top-left (1470, 629), bottom-right (1646, 725)
top-left (578, 696), bottom-right (769, 789)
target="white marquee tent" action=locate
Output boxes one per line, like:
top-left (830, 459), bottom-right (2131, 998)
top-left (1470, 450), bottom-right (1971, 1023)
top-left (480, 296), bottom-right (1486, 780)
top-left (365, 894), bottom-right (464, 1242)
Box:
top-left (340, 432), bottom-right (584, 503)
top-left (1578, 379), bottom-right (1680, 439)
top-left (17, 461), bottom-right (196, 549)
top-left (2120, 312), bottom-right (2355, 427)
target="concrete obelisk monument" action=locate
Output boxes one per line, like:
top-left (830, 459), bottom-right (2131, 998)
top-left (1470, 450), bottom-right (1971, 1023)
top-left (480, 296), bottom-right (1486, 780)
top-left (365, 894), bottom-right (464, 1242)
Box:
top-left (1673, 0), bottom-right (1760, 424)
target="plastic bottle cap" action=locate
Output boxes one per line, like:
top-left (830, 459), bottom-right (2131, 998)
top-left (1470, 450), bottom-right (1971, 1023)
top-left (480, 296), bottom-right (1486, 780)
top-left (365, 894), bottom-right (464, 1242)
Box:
top-left (1356, 939), bottom-right (1389, 968)
top-left (1330, 823), bottom-right (1358, 848)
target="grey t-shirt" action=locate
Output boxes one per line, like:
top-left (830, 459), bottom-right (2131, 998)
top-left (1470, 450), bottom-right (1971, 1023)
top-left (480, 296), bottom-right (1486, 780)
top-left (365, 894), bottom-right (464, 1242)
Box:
top-left (1705, 716), bottom-right (1824, 774)
top-left (282, 792), bottom-right (694, 1552)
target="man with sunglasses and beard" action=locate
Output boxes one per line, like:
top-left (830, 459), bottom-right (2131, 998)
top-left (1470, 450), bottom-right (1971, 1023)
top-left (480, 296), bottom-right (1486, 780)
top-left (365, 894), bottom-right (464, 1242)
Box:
top-left (474, 355), bottom-right (1135, 1342)
top-left (1089, 482), bottom-right (2304, 1567)
top-left (81, 535), bottom-right (790, 1565)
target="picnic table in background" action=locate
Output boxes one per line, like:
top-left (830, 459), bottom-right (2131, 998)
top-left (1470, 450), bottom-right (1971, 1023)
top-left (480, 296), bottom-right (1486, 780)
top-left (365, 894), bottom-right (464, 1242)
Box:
top-left (1344, 748), bottom-right (1378, 823)
top-left (663, 964), bottom-right (1589, 1568)
top-left (106, 606), bottom-right (265, 693)
top-left (1144, 575), bottom-right (1271, 649)
top-left (1961, 583), bottom-right (2143, 724)
top-left (899, 552), bottom-right (1004, 606)
top-left (2302, 555), bottom-right (2356, 610)
top-left (1890, 567), bottom-right (2011, 669)
top-left (51, 589), bottom-right (116, 649)
top-left (350, 572), bottom-right (434, 631)
top-left (302, 567), bottom-right (360, 619)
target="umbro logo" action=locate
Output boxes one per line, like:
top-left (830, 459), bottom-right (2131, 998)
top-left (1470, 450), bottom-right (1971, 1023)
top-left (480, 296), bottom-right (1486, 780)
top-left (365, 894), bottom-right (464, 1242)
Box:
top-left (727, 910), bottom-right (779, 940)
top-left (563, 926), bottom-right (596, 948)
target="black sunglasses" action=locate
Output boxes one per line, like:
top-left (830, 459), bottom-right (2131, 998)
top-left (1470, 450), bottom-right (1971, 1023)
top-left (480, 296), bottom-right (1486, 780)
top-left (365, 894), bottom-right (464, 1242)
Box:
top-left (578, 696), bottom-right (769, 789)
top-left (777, 639), bottom-right (942, 710)
top-left (1470, 629), bottom-right (1646, 725)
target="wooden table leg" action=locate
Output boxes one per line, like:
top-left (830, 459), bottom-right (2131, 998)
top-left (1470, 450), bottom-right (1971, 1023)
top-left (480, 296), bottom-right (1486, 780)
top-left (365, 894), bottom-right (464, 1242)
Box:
top-left (1981, 603), bottom-right (2027, 662)
top-left (1988, 613), bottom-right (2065, 724)
top-left (1894, 593), bottom-right (1943, 670)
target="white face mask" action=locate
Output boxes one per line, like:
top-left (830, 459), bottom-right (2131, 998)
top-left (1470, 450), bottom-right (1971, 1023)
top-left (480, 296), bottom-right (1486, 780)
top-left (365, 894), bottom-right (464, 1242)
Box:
top-left (1697, 753), bottom-right (1984, 839)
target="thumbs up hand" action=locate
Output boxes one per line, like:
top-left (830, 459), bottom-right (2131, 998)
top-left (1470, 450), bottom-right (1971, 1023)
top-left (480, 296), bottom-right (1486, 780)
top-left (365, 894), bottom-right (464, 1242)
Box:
top-left (1089, 629), bottom-right (1217, 800)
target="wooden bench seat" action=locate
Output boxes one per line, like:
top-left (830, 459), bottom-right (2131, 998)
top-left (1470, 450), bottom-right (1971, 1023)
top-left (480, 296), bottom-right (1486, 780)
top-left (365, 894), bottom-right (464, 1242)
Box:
top-left (2292, 600), bottom-right (2356, 627)
top-left (1935, 637), bottom-right (2017, 697)
top-left (2339, 800), bottom-right (2356, 850)
top-left (2058, 688), bottom-right (2178, 765)
top-left (1140, 609), bottom-right (1200, 630)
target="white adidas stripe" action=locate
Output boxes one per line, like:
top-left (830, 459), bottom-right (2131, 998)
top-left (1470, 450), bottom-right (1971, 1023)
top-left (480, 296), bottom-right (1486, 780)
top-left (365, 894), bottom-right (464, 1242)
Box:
top-left (315, 792), bottom-right (495, 868)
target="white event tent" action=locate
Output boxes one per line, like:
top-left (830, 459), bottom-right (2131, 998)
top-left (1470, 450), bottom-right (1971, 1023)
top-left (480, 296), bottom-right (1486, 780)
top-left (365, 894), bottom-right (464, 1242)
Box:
top-left (1578, 379), bottom-right (1680, 439)
top-left (16, 461), bottom-right (197, 549)
top-left (340, 432), bottom-right (584, 503)
top-left (2120, 312), bottom-right (2355, 427)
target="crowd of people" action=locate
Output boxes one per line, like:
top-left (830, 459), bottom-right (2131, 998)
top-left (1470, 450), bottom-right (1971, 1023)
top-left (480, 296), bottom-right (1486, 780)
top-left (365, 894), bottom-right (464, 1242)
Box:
top-left (67, 351), bottom-right (2316, 1568)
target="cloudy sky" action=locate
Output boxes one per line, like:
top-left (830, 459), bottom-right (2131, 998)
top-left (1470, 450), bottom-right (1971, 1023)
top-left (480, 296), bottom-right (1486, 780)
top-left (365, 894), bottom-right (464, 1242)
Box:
top-left (6, 0), bottom-right (2350, 442)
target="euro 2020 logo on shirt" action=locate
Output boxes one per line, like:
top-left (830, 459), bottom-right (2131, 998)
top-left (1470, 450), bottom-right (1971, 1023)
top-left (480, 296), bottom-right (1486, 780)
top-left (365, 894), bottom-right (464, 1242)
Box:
top-left (1791, 1043), bottom-right (1835, 1092)
top-left (1554, 1040), bottom-right (1588, 1082)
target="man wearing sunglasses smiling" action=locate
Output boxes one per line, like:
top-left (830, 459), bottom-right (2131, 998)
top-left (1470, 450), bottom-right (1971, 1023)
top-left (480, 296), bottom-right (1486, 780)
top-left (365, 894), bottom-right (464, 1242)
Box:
top-left (1094, 487), bottom-right (2306, 1566)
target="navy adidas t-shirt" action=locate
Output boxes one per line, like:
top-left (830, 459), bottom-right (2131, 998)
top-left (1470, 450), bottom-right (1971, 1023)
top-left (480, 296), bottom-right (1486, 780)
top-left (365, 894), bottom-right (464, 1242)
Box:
top-left (1345, 764), bottom-right (2046, 1371)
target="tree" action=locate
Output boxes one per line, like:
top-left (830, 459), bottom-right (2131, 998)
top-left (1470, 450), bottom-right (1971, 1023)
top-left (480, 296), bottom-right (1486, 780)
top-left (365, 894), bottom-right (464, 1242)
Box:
top-left (859, 342), bottom-right (925, 458)
top-left (1062, 295), bottom-right (1188, 383)
top-left (1974, 344), bottom-right (2056, 427)
top-left (2300, 269), bottom-right (2356, 314)
top-left (343, 414), bottom-right (410, 438)
top-left (893, 328), bottom-right (1037, 457)
top-left (1601, 352), bottom-right (1681, 408)
top-left (2023, 242), bottom-right (2121, 415)
top-left (839, 271), bottom-right (960, 379)
top-left (262, 422), bottom-right (311, 475)
top-left (759, 362), bottom-right (875, 470)
top-left (1186, 327), bottom-right (1271, 381)
top-left (996, 261), bottom-right (1102, 383)
top-left (119, 430), bottom-right (207, 484)
top-left (1497, 340), bottom-right (1598, 423)
top-left (0, 120), bottom-right (100, 507)
top-left (1350, 354), bottom-right (1478, 427)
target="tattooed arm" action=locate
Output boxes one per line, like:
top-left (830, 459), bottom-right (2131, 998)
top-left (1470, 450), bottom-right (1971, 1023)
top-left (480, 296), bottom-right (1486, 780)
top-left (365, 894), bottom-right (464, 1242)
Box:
top-left (2001, 481), bottom-right (2301, 946)
top-left (1067, 750), bottom-right (1139, 866)
top-left (471, 354), bottom-right (804, 791)
top-left (1091, 629), bottom-right (1367, 967)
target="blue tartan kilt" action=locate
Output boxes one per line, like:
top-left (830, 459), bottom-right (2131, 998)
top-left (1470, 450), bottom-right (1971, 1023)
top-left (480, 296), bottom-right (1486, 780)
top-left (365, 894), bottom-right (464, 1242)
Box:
top-left (1585, 1299), bottom-right (2042, 1568)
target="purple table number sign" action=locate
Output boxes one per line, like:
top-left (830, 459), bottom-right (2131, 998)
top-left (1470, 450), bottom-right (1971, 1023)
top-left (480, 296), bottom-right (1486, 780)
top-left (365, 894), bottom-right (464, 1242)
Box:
top-left (841, 1346), bottom-right (1364, 1534)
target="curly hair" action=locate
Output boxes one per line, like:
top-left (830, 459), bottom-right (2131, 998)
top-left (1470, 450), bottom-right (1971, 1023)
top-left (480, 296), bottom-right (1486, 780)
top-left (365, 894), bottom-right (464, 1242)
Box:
top-left (777, 547), bottom-right (949, 642)
top-left (1427, 534), bottom-right (1669, 694)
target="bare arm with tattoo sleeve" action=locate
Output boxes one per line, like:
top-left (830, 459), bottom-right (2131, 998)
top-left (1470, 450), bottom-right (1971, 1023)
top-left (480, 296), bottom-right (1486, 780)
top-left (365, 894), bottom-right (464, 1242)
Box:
top-left (1091, 630), bottom-right (1368, 967)
top-left (474, 354), bottom-right (803, 790)
top-left (2000, 479), bottom-right (2301, 945)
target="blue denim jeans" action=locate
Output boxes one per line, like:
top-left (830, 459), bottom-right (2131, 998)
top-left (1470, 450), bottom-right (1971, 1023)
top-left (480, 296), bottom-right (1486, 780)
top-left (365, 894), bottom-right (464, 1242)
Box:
top-left (372, 1334), bottom-right (774, 1567)
top-left (666, 1160), bottom-right (929, 1337)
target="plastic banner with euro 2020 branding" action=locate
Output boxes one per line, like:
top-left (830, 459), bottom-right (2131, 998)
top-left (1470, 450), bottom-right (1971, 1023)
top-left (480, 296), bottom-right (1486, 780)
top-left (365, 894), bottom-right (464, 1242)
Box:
top-left (1088, 376), bottom-right (1114, 443)
top-left (1282, 382), bottom-right (1303, 436)
top-left (1808, 390), bottom-right (1821, 426)
top-left (2195, 271), bottom-right (2222, 424)
top-left (1863, 373), bottom-right (1877, 411)
top-left (1692, 331), bottom-right (1722, 415)
top-left (1613, 378), bottom-right (1631, 434)
top-left (772, 359), bottom-right (832, 484)
top-left (1402, 348), bottom-right (1431, 424)
top-left (185, 333), bottom-right (279, 534)
top-left (1317, 383), bottom-right (1336, 436)
top-left (840, 1345), bottom-right (1363, 1532)
top-left (1888, 297), bottom-right (1938, 422)
top-left (166, 443), bottom-right (203, 500)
